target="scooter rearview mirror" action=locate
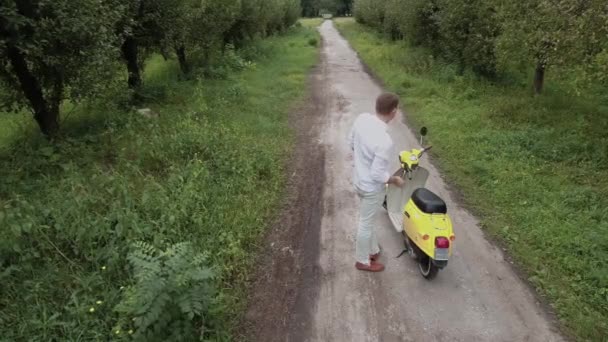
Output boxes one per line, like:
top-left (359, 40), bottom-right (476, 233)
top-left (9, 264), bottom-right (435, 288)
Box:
top-left (420, 127), bottom-right (428, 146)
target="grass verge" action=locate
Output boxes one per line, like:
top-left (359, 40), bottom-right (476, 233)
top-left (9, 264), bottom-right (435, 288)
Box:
top-left (0, 24), bottom-right (319, 341)
top-left (335, 18), bottom-right (607, 341)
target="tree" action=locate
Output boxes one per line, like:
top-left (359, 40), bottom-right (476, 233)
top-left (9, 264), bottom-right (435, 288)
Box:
top-left (434, 0), bottom-right (499, 76)
top-left (283, 0), bottom-right (302, 28)
top-left (223, 0), bottom-right (266, 48)
top-left (189, 0), bottom-right (240, 68)
top-left (302, 0), bottom-right (351, 17)
top-left (382, 0), bottom-right (405, 40)
top-left (118, 0), bottom-right (184, 89)
top-left (353, 0), bottom-right (385, 27)
top-left (496, 0), bottom-right (608, 94)
top-left (318, 0), bottom-right (338, 15)
top-left (158, 0), bottom-right (197, 75)
top-left (301, 0), bottom-right (321, 17)
top-left (0, 0), bottom-right (122, 137)
top-left (397, 0), bottom-right (440, 47)
top-left (335, 0), bottom-right (353, 16)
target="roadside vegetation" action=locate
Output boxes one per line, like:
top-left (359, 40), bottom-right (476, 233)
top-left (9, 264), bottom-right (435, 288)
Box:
top-left (301, 0), bottom-right (352, 17)
top-left (336, 6), bottom-right (607, 340)
top-left (0, 8), bottom-right (319, 341)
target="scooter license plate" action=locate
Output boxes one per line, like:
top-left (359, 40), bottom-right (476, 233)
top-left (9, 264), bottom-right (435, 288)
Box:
top-left (434, 248), bottom-right (449, 261)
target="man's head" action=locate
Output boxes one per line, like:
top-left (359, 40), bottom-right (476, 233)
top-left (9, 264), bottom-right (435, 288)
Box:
top-left (376, 92), bottom-right (400, 122)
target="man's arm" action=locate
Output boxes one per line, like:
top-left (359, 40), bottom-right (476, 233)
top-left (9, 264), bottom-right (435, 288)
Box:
top-left (388, 174), bottom-right (405, 187)
top-left (370, 156), bottom-right (404, 186)
top-left (370, 141), bottom-right (404, 187)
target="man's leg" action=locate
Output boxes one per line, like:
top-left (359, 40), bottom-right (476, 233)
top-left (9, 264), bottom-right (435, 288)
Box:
top-left (369, 191), bottom-right (384, 257)
top-left (355, 190), bottom-right (385, 271)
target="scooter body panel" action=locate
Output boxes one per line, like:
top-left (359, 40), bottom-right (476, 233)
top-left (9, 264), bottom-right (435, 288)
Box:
top-left (403, 201), bottom-right (454, 260)
top-left (385, 167), bottom-right (429, 233)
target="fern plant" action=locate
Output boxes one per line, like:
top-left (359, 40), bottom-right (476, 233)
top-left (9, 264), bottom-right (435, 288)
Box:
top-left (114, 242), bottom-right (214, 341)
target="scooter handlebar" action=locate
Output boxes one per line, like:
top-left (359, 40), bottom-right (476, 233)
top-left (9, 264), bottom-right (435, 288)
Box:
top-left (420, 146), bottom-right (433, 154)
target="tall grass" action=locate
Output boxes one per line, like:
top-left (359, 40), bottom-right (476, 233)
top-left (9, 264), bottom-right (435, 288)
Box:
top-left (0, 24), bottom-right (319, 341)
top-left (335, 18), bottom-right (608, 341)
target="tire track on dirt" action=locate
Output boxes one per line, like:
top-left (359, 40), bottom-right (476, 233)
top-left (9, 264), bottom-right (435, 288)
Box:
top-left (241, 37), bottom-right (328, 342)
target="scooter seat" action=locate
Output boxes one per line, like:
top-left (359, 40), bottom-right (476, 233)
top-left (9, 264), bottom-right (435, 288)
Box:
top-left (412, 188), bottom-right (447, 214)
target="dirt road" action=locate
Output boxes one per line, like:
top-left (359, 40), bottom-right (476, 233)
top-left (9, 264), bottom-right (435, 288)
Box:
top-left (244, 20), bottom-right (565, 342)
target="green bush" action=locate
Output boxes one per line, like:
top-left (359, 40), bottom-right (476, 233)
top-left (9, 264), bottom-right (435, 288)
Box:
top-left (113, 242), bottom-right (214, 341)
top-left (393, 0), bottom-right (440, 47)
top-left (381, 0), bottom-right (402, 40)
top-left (354, 0), bottom-right (498, 75)
top-left (353, 0), bottom-right (385, 27)
top-left (434, 0), bottom-right (499, 76)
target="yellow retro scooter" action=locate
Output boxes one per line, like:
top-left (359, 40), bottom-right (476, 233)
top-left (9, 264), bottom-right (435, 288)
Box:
top-left (384, 127), bottom-right (455, 279)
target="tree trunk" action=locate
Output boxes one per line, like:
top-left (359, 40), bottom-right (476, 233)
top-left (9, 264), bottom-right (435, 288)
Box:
top-left (121, 36), bottom-right (142, 89)
top-left (160, 46), bottom-right (170, 61)
top-left (534, 61), bottom-right (545, 95)
top-left (175, 45), bottom-right (189, 75)
top-left (202, 48), bottom-right (211, 73)
top-left (6, 43), bottom-right (59, 137)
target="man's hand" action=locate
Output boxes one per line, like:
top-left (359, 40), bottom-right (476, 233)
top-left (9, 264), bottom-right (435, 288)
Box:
top-left (388, 175), bottom-right (405, 187)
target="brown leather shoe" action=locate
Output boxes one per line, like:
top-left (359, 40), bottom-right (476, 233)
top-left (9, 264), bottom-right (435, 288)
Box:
top-left (370, 252), bottom-right (381, 262)
top-left (355, 262), bottom-right (385, 272)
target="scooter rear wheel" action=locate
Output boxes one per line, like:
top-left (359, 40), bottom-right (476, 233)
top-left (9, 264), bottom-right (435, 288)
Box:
top-left (418, 255), bottom-right (439, 280)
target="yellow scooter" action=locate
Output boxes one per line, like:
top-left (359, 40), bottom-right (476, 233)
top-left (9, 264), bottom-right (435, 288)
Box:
top-left (384, 127), bottom-right (455, 279)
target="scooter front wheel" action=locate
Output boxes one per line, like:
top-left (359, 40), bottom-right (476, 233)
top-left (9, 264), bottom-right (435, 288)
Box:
top-left (418, 255), bottom-right (439, 280)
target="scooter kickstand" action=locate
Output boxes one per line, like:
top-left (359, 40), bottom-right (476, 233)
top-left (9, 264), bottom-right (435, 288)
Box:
top-left (395, 249), bottom-right (409, 259)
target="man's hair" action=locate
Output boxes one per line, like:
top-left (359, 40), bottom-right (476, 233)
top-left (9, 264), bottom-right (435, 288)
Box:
top-left (376, 92), bottom-right (400, 115)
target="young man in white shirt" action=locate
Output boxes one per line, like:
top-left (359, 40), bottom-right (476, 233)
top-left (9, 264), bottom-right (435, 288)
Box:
top-left (348, 93), bottom-right (405, 272)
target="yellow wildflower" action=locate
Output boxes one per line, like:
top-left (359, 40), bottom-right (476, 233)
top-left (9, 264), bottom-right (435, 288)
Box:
top-left (128, 330), bottom-right (134, 335)
top-left (115, 329), bottom-right (121, 335)
top-left (96, 300), bottom-right (103, 305)
top-left (101, 266), bottom-right (107, 270)
top-left (89, 307), bottom-right (95, 313)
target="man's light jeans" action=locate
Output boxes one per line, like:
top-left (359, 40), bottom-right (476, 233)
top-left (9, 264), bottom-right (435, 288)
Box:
top-left (355, 187), bottom-right (384, 265)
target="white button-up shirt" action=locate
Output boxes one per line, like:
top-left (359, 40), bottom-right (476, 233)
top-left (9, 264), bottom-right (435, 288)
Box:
top-left (348, 113), bottom-right (393, 193)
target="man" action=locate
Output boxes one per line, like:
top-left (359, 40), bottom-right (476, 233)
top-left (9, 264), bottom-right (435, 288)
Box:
top-left (348, 92), bottom-right (404, 272)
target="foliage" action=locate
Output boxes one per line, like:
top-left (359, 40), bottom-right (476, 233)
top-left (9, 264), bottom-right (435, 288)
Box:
top-left (335, 18), bottom-right (608, 341)
top-left (352, 0), bottom-right (384, 26)
top-left (113, 242), bottom-right (214, 341)
top-left (353, 0), bottom-right (608, 91)
top-left (0, 0), bottom-right (303, 136)
top-left (0, 0), bottom-right (123, 136)
top-left (433, 0), bottom-right (499, 76)
top-left (301, 0), bottom-right (352, 17)
top-left (283, 0), bottom-right (302, 29)
top-left (495, 0), bottom-right (608, 92)
top-left (190, 0), bottom-right (240, 50)
top-left (0, 24), bottom-right (319, 341)
top-left (223, 0), bottom-right (266, 47)
top-left (261, 0), bottom-right (300, 35)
